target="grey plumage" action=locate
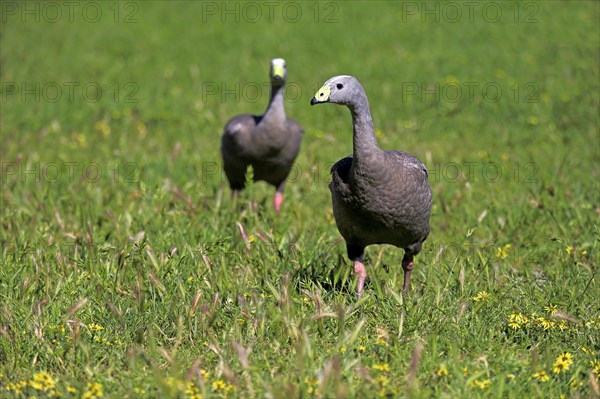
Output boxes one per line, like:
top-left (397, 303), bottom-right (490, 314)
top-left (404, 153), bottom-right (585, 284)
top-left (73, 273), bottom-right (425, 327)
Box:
top-left (221, 58), bottom-right (303, 213)
top-left (311, 75), bottom-right (432, 296)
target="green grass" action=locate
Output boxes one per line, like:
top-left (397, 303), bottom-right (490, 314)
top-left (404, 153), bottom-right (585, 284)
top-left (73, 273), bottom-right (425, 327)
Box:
top-left (1, 1), bottom-right (599, 398)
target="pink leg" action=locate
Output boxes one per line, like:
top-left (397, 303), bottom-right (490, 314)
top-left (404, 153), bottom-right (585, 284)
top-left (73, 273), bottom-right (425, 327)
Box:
top-left (354, 260), bottom-right (367, 299)
top-left (273, 192), bottom-right (284, 214)
top-left (402, 254), bottom-right (414, 293)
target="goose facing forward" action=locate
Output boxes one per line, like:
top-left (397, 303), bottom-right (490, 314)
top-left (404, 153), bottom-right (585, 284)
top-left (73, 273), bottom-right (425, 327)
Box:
top-left (221, 58), bottom-right (303, 214)
top-left (310, 75), bottom-right (432, 297)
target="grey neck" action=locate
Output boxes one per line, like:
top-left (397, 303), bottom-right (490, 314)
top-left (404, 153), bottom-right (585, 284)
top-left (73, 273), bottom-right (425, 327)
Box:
top-left (263, 83), bottom-right (286, 123)
top-left (349, 94), bottom-right (382, 167)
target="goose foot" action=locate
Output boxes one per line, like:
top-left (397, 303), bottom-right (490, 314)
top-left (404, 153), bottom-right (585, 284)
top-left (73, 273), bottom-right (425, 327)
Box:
top-left (273, 192), bottom-right (284, 214)
top-left (402, 254), bottom-right (414, 293)
top-left (354, 260), bottom-right (367, 299)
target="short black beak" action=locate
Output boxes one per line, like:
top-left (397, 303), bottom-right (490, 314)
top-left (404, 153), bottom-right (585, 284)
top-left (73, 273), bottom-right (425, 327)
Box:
top-left (310, 97), bottom-right (318, 106)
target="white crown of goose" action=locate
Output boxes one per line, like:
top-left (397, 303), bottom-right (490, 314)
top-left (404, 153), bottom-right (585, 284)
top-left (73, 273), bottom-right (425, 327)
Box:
top-left (271, 58), bottom-right (286, 67)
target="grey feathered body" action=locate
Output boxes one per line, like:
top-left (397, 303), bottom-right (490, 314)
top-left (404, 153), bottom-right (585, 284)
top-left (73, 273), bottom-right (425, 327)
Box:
top-left (325, 76), bottom-right (432, 260)
top-left (221, 79), bottom-right (303, 191)
top-left (330, 150), bottom-right (431, 258)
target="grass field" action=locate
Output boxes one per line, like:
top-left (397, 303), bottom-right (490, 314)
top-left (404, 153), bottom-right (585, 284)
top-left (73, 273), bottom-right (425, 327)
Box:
top-left (1, 1), bottom-right (599, 398)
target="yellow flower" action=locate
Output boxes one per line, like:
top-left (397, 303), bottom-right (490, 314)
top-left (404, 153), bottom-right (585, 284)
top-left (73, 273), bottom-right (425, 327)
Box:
top-left (496, 244), bottom-right (511, 259)
top-left (31, 371), bottom-right (56, 391)
top-left (527, 115), bottom-right (539, 126)
top-left (437, 366), bottom-right (448, 377)
top-left (304, 377), bottom-right (318, 386)
top-left (66, 386), bottom-right (77, 394)
top-left (557, 352), bottom-right (573, 365)
top-left (358, 345), bottom-right (366, 353)
top-left (463, 367), bottom-right (469, 377)
top-left (82, 382), bottom-right (103, 399)
top-left (135, 121), bottom-right (147, 136)
top-left (536, 317), bottom-right (555, 330)
top-left (95, 120), bottom-right (111, 136)
top-left (375, 376), bottom-right (389, 387)
top-left (590, 360), bottom-right (600, 376)
top-left (544, 304), bottom-right (558, 314)
top-left (566, 245), bottom-right (574, 255)
top-left (88, 323), bottom-right (104, 332)
top-left (509, 312), bottom-right (528, 329)
top-left (445, 75), bottom-right (460, 84)
top-left (557, 320), bottom-right (568, 331)
top-left (582, 347), bottom-right (595, 355)
top-left (552, 359), bottom-right (569, 374)
top-left (472, 379), bottom-right (491, 389)
top-left (471, 291), bottom-right (490, 302)
top-left (533, 371), bottom-right (550, 382)
top-left (185, 382), bottom-right (201, 397)
top-left (373, 363), bottom-right (390, 372)
top-left (212, 380), bottom-right (233, 392)
top-left (200, 369), bottom-right (209, 379)
top-left (570, 379), bottom-right (583, 390)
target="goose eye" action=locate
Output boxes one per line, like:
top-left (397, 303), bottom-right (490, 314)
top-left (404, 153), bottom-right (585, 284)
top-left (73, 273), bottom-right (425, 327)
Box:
top-left (336, 83), bottom-right (344, 89)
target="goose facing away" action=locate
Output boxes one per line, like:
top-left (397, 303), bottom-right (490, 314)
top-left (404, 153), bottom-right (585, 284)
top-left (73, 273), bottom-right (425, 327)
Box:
top-left (221, 58), bottom-right (303, 214)
top-left (310, 75), bottom-right (432, 297)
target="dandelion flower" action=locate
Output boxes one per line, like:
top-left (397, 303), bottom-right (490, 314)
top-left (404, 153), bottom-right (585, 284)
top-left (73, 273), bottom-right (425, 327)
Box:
top-left (581, 347), bottom-right (595, 355)
top-left (496, 244), bottom-right (511, 259)
top-left (212, 380), bottom-right (233, 393)
top-left (570, 379), bottom-right (583, 390)
top-left (373, 363), bottom-right (390, 372)
top-left (535, 317), bottom-right (555, 330)
top-left (471, 291), bottom-right (490, 302)
top-left (185, 382), bottom-right (201, 398)
top-left (472, 379), bottom-right (491, 389)
top-left (590, 360), bottom-right (600, 376)
top-left (544, 304), bottom-right (558, 314)
top-left (82, 382), bottom-right (103, 399)
top-left (557, 352), bottom-right (573, 365)
top-left (552, 360), bottom-right (569, 374)
top-left (532, 371), bottom-right (550, 382)
top-left (32, 372), bottom-right (55, 390)
top-left (437, 366), bottom-right (448, 377)
top-left (509, 312), bottom-right (528, 329)
top-left (375, 376), bottom-right (389, 387)
top-left (305, 376), bottom-right (319, 395)
top-left (88, 323), bottom-right (104, 332)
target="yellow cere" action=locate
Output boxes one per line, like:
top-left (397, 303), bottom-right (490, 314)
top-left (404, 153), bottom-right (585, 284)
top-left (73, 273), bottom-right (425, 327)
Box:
top-left (314, 85), bottom-right (331, 102)
top-left (272, 65), bottom-right (284, 78)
